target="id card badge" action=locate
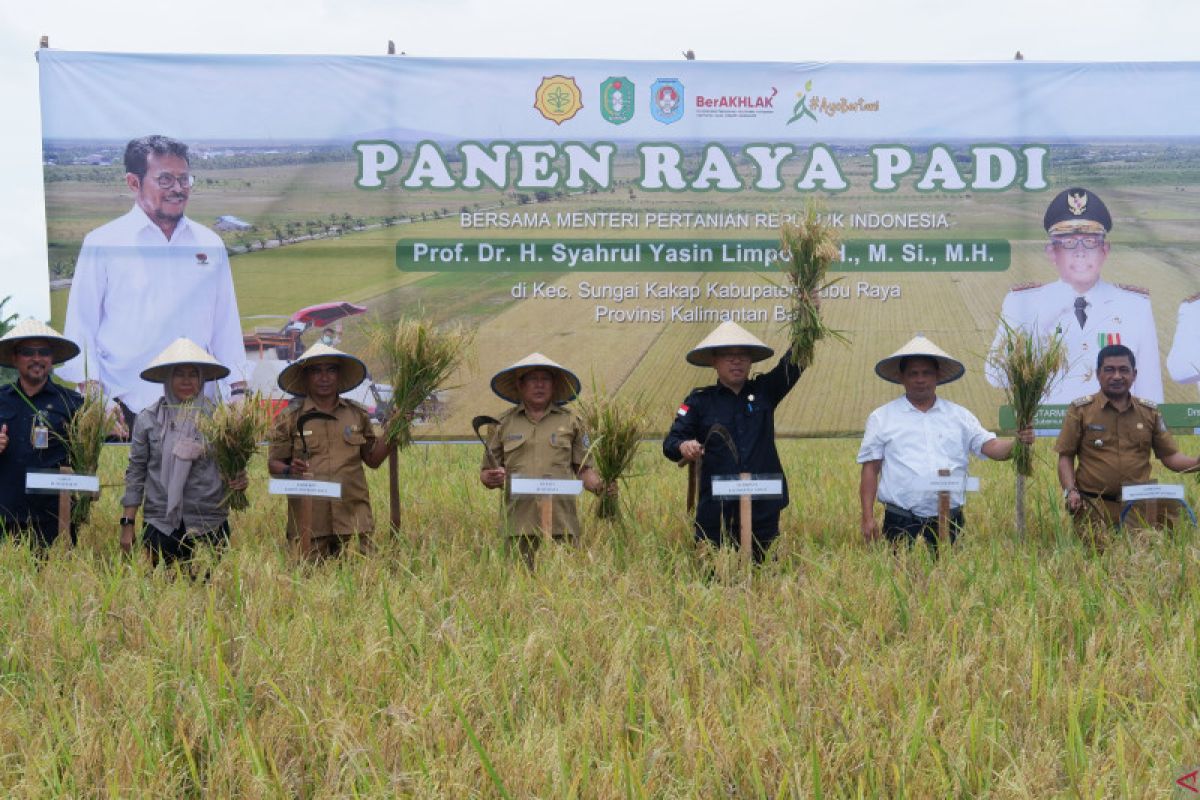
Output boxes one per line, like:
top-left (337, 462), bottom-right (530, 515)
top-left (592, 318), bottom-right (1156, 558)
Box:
top-left (32, 424), bottom-right (49, 450)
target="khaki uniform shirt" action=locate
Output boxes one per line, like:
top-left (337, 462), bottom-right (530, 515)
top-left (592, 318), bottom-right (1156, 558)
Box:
top-left (484, 404), bottom-right (592, 538)
top-left (269, 397), bottom-right (376, 538)
top-left (1055, 393), bottom-right (1179, 498)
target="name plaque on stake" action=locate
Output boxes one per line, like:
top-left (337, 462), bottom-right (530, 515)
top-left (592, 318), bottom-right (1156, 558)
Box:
top-left (1121, 484), bottom-right (1185, 503)
top-left (916, 475), bottom-right (980, 493)
top-left (268, 479), bottom-right (342, 499)
top-left (509, 477), bottom-right (583, 496)
top-left (26, 472), bottom-right (99, 493)
top-left (711, 474), bottom-right (783, 497)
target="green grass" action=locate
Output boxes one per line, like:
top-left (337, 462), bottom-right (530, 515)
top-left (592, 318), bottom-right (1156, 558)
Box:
top-left (1, 437), bottom-right (1198, 795)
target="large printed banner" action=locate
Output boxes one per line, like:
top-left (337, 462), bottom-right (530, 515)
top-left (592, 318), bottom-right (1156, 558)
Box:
top-left (38, 52), bottom-right (1200, 435)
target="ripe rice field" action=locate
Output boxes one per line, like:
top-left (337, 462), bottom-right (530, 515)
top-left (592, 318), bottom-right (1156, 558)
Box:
top-left (2, 437), bottom-right (1199, 796)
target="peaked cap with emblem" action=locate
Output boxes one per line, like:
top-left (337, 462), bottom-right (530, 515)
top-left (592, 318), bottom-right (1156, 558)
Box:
top-left (0, 318), bottom-right (80, 367)
top-left (140, 337), bottom-right (231, 383)
top-left (1044, 187), bottom-right (1112, 236)
top-left (686, 321), bottom-right (775, 367)
top-left (874, 334), bottom-right (965, 385)
top-left (490, 353), bottom-right (581, 405)
top-left (277, 342), bottom-right (368, 395)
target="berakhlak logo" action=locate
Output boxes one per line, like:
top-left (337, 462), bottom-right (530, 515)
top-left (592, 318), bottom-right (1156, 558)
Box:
top-left (787, 80), bottom-right (818, 125)
top-left (600, 77), bottom-right (634, 125)
top-left (1178, 768), bottom-right (1200, 794)
top-left (533, 76), bottom-right (583, 125)
top-left (650, 79), bottom-right (684, 124)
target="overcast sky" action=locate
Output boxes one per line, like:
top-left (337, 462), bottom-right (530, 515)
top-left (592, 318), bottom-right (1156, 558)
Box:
top-left (3, 0), bottom-right (1198, 321)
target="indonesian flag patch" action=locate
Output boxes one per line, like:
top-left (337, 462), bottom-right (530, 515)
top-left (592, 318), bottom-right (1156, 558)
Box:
top-left (677, 403), bottom-right (689, 417)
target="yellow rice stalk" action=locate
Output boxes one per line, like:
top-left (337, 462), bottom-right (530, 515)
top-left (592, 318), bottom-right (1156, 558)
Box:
top-left (367, 317), bottom-right (473, 447)
top-left (65, 391), bottom-right (117, 524)
top-left (577, 386), bottom-right (653, 519)
top-left (777, 201), bottom-right (848, 368)
top-left (195, 393), bottom-right (272, 511)
top-left (987, 320), bottom-right (1068, 477)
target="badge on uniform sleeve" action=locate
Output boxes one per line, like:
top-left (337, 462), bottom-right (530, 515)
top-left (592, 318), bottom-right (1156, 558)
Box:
top-left (677, 403), bottom-right (689, 417)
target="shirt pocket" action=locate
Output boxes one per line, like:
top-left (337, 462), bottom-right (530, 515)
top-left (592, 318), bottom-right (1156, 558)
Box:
top-left (294, 428), bottom-right (326, 457)
top-left (549, 429), bottom-right (574, 470)
top-left (342, 426), bottom-right (368, 448)
top-left (501, 434), bottom-right (527, 466)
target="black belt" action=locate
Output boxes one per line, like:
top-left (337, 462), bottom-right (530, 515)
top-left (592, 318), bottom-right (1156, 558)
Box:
top-left (883, 502), bottom-right (960, 524)
top-left (1079, 489), bottom-right (1121, 504)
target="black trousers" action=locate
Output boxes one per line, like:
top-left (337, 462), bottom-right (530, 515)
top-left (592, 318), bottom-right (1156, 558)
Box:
top-left (0, 512), bottom-right (74, 552)
top-left (142, 521), bottom-right (230, 567)
top-left (695, 499), bottom-right (780, 563)
top-left (882, 505), bottom-right (964, 553)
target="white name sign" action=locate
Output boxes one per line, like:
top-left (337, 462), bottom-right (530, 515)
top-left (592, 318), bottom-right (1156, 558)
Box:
top-left (26, 472), bottom-right (99, 493)
top-left (268, 479), bottom-right (342, 498)
top-left (711, 478), bottom-right (783, 497)
top-left (1121, 484), bottom-right (1186, 503)
top-left (510, 477), bottom-right (583, 496)
top-left (916, 475), bottom-right (981, 493)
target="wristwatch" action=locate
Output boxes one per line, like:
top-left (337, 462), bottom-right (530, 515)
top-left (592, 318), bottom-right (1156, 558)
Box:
top-left (1062, 487), bottom-right (1079, 500)
top-left (119, 516), bottom-right (135, 526)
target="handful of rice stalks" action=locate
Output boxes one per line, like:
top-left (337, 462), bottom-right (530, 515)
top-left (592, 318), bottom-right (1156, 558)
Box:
top-left (367, 317), bottom-right (473, 447)
top-left (777, 202), bottom-right (848, 368)
top-left (987, 320), bottom-right (1068, 477)
top-left (196, 393), bottom-right (272, 511)
top-left (65, 391), bottom-right (118, 524)
top-left (577, 387), bottom-right (653, 519)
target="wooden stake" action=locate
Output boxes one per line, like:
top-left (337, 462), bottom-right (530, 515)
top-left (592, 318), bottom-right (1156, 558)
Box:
top-left (58, 465), bottom-right (72, 546)
top-left (299, 471), bottom-right (314, 558)
top-left (937, 468), bottom-right (951, 543)
top-left (539, 495), bottom-right (553, 543)
top-left (388, 447), bottom-right (400, 534)
top-left (739, 471), bottom-right (752, 564)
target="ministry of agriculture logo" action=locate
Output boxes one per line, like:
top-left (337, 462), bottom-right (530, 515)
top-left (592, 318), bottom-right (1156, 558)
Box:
top-left (600, 77), bottom-right (634, 125)
top-left (533, 75), bottom-right (583, 125)
top-left (650, 78), bottom-right (684, 124)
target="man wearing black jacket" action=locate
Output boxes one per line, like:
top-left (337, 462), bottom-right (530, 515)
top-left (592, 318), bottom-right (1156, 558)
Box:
top-left (663, 322), bottom-right (802, 562)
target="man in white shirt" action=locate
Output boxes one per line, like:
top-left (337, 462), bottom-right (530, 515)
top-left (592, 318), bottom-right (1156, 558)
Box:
top-left (60, 135), bottom-right (248, 430)
top-left (859, 335), bottom-right (1034, 549)
top-left (1167, 292), bottom-right (1200, 394)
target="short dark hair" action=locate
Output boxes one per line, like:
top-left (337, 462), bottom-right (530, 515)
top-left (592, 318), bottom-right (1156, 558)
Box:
top-left (124, 135), bottom-right (190, 178)
top-left (1096, 343), bottom-right (1135, 371)
top-left (898, 355), bottom-right (939, 374)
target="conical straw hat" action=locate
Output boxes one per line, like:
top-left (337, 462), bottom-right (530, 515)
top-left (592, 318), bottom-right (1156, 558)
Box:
top-left (686, 321), bottom-right (774, 367)
top-left (140, 337), bottom-right (231, 383)
top-left (0, 318), bottom-right (80, 367)
top-left (874, 335), bottom-right (965, 385)
top-left (277, 342), bottom-right (368, 395)
top-left (490, 353), bottom-right (581, 405)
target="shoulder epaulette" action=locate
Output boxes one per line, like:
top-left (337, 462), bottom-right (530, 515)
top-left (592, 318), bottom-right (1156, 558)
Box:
top-left (1010, 281), bottom-right (1044, 292)
top-left (1116, 283), bottom-right (1150, 296)
top-left (1136, 396), bottom-right (1158, 409)
top-left (1071, 394), bottom-right (1093, 407)
top-left (1184, 291), bottom-right (1200, 304)
top-left (689, 385), bottom-right (712, 396)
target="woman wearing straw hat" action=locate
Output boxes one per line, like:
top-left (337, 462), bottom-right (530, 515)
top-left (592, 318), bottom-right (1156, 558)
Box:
top-left (662, 322), bottom-right (803, 563)
top-left (858, 335), bottom-right (1033, 549)
top-left (120, 338), bottom-right (247, 568)
top-left (0, 319), bottom-right (84, 552)
top-left (479, 353), bottom-right (605, 567)
top-left (267, 342), bottom-right (393, 560)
